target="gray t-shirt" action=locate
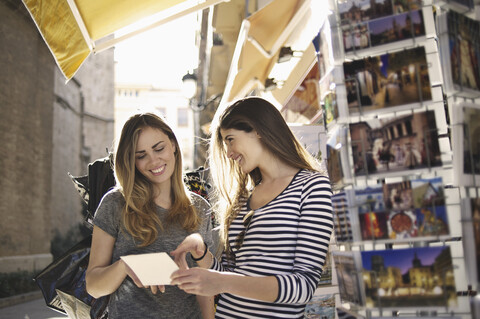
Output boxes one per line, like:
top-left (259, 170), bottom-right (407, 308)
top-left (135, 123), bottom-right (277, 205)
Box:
top-left (93, 189), bottom-right (213, 319)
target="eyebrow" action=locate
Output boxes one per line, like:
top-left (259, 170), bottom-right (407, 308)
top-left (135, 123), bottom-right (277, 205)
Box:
top-left (135, 141), bottom-right (164, 154)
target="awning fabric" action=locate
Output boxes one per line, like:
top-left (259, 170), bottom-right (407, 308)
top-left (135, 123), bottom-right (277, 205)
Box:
top-left (215, 0), bottom-right (326, 124)
top-left (22, 0), bottom-right (225, 80)
top-left (266, 14), bottom-right (333, 106)
top-left (267, 43), bottom-right (317, 106)
top-left (220, 0), bottom-right (304, 104)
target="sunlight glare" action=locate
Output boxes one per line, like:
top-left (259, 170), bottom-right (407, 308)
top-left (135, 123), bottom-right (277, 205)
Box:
top-left (114, 13), bottom-right (199, 88)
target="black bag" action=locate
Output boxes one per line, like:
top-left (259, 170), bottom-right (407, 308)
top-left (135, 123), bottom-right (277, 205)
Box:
top-left (35, 155), bottom-right (114, 318)
top-left (34, 236), bottom-right (108, 319)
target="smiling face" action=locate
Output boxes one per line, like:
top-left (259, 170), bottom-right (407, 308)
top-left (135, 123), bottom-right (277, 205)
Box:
top-left (220, 128), bottom-right (264, 174)
top-left (135, 126), bottom-right (176, 191)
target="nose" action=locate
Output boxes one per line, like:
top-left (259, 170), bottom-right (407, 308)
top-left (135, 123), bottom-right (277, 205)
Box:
top-left (148, 153), bottom-right (160, 166)
top-left (225, 145), bottom-right (234, 159)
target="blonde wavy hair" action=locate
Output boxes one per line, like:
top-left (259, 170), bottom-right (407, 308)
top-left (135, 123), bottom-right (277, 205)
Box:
top-left (208, 97), bottom-right (323, 251)
top-left (115, 112), bottom-right (199, 247)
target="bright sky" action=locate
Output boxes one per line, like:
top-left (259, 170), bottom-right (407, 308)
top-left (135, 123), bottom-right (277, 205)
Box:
top-left (114, 13), bottom-right (199, 89)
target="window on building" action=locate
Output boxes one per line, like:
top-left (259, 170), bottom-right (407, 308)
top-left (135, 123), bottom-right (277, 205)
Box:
top-left (177, 108), bottom-right (188, 127)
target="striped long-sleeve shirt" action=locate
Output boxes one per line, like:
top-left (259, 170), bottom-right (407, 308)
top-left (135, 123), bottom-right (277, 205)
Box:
top-left (211, 169), bottom-right (334, 318)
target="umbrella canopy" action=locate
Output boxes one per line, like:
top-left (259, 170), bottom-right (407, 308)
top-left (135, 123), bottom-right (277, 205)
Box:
top-left (22, 0), bottom-right (227, 80)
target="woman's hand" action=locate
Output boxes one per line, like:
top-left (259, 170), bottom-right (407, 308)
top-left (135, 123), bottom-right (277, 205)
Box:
top-left (170, 233), bottom-right (206, 269)
top-left (122, 259), bottom-right (165, 294)
top-left (170, 268), bottom-right (223, 296)
top-left (87, 226), bottom-right (167, 296)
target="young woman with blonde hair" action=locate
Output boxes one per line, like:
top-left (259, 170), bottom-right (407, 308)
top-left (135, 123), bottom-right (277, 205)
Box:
top-left (86, 112), bottom-right (214, 318)
top-left (171, 97), bottom-right (334, 318)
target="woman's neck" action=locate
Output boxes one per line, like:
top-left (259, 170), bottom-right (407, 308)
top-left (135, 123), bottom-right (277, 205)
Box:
top-left (258, 159), bottom-right (299, 185)
top-left (153, 184), bottom-right (172, 209)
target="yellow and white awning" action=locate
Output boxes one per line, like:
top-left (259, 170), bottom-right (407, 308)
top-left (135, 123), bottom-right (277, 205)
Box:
top-left (22, 0), bottom-right (227, 80)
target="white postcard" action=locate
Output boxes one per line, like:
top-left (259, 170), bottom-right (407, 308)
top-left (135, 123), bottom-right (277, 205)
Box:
top-left (120, 252), bottom-right (179, 286)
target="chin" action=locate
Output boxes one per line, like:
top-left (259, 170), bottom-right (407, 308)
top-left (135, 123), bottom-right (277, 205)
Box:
top-left (151, 172), bottom-right (174, 185)
top-left (240, 166), bottom-right (253, 175)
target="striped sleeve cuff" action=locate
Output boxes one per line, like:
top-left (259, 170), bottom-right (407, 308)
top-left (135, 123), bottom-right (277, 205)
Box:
top-left (274, 273), bottom-right (315, 304)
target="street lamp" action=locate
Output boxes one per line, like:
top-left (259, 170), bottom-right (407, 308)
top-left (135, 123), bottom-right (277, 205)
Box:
top-left (182, 71), bottom-right (207, 112)
top-left (182, 71), bottom-right (198, 100)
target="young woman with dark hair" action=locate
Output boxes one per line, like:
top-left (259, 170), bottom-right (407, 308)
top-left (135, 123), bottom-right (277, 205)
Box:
top-left (171, 97), bottom-right (334, 318)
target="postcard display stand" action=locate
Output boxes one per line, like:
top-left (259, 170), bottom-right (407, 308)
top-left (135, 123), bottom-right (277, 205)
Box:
top-left (314, 0), bottom-right (480, 318)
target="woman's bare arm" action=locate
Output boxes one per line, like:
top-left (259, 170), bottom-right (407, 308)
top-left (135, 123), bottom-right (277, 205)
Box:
top-left (85, 226), bottom-right (128, 298)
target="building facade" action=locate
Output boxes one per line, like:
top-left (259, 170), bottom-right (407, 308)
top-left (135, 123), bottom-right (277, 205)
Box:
top-left (115, 83), bottom-right (194, 170)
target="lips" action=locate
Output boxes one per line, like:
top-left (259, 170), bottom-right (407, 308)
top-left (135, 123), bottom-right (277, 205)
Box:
top-left (151, 164), bottom-right (166, 175)
top-left (234, 155), bottom-right (243, 163)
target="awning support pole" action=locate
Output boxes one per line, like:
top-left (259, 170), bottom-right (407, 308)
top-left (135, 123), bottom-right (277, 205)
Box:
top-left (66, 0), bottom-right (94, 50)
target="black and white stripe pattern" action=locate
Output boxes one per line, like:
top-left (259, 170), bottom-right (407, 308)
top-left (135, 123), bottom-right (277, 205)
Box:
top-left (211, 170), bottom-right (334, 318)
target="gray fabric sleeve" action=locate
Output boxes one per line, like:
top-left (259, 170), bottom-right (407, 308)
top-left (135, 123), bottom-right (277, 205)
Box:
top-left (93, 189), bottom-right (124, 238)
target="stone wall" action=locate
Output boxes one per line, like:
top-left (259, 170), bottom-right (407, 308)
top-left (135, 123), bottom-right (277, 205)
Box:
top-left (50, 72), bottom-right (85, 239)
top-left (49, 48), bottom-right (115, 239)
top-left (76, 48), bottom-right (115, 163)
top-left (0, 0), bottom-right (55, 271)
top-left (0, 0), bottom-right (114, 273)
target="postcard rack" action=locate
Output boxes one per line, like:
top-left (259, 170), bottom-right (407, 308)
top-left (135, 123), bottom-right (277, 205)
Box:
top-left (311, 0), bottom-right (480, 318)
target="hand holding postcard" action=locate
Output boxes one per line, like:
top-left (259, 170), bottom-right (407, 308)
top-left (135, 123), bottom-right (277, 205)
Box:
top-left (121, 252), bottom-right (179, 286)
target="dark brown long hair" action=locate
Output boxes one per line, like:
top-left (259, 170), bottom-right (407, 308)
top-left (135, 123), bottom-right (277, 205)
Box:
top-left (209, 97), bottom-right (322, 253)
